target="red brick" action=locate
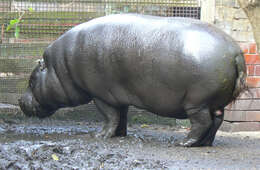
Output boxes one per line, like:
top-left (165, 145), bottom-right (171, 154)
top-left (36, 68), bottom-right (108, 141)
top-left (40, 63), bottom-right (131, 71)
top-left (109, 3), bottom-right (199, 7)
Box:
top-left (249, 43), bottom-right (257, 54)
top-left (240, 43), bottom-right (249, 54)
top-left (247, 65), bottom-right (255, 76)
top-left (246, 76), bottom-right (260, 87)
top-left (254, 65), bottom-right (260, 76)
top-left (244, 54), bottom-right (260, 64)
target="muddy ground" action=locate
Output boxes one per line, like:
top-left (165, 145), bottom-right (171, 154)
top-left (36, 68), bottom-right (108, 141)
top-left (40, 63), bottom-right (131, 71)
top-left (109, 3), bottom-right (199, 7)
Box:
top-left (0, 114), bottom-right (259, 170)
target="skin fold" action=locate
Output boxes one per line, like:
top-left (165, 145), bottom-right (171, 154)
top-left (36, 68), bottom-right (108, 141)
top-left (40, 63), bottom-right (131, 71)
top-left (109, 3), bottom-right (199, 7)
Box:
top-left (19, 14), bottom-right (247, 147)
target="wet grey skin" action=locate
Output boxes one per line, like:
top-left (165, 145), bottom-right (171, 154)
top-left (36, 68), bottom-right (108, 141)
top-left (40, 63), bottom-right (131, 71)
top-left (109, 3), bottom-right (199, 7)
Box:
top-left (19, 14), bottom-right (247, 147)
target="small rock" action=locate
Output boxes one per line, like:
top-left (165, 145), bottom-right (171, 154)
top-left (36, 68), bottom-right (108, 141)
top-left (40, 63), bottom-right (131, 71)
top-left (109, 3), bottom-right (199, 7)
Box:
top-left (133, 159), bottom-right (142, 167)
top-left (53, 146), bottom-right (63, 154)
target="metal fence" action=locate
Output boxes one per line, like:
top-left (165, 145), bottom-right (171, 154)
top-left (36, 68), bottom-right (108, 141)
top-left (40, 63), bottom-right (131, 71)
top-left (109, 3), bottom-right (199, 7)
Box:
top-left (0, 0), bottom-right (200, 110)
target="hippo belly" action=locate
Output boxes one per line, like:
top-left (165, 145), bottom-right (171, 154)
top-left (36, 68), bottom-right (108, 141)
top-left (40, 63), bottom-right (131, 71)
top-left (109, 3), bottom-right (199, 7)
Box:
top-left (19, 14), bottom-right (247, 147)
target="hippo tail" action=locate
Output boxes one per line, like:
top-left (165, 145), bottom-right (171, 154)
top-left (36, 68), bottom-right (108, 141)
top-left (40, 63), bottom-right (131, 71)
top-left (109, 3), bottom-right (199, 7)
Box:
top-left (232, 53), bottom-right (248, 101)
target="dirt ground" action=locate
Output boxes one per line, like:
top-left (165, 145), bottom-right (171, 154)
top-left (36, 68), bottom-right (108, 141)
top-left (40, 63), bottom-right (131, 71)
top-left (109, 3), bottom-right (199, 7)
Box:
top-left (0, 115), bottom-right (259, 170)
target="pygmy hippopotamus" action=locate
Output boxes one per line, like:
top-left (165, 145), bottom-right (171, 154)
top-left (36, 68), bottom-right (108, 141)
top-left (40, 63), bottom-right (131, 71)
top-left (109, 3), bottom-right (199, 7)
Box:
top-left (19, 14), bottom-right (247, 147)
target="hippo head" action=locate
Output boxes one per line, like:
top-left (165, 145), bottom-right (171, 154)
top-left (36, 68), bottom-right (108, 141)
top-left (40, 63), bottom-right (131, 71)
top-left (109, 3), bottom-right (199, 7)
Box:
top-left (19, 62), bottom-right (55, 118)
top-left (19, 89), bottom-right (55, 118)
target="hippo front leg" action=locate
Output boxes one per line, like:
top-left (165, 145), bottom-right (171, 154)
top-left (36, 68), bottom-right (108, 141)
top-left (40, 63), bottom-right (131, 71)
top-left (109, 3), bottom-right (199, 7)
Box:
top-left (94, 98), bottom-right (128, 138)
top-left (176, 106), bottom-right (212, 147)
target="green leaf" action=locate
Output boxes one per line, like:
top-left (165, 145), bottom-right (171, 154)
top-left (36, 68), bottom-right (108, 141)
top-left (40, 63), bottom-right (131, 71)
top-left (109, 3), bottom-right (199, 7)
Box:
top-left (15, 26), bottom-right (20, 39)
top-left (28, 7), bottom-right (34, 12)
top-left (10, 19), bottom-right (19, 25)
top-left (6, 24), bottom-right (14, 31)
top-left (140, 124), bottom-right (149, 128)
top-left (6, 19), bottom-right (20, 31)
top-left (52, 154), bottom-right (59, 161)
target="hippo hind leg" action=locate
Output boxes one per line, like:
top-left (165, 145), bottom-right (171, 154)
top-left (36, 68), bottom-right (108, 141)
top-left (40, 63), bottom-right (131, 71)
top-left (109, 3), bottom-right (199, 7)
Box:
top-left (199, 109), bottom-right (224, 146)
top-left (94, 98), bottom-right (128, 138)
top-left (176, 105), bottom-right (213, 147)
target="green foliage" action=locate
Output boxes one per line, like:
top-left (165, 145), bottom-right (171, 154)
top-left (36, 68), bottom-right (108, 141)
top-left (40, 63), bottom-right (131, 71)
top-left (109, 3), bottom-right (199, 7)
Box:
top-left (28, 7), bottom-right (34, 12)
top-left (15, 26), bottom-right (20, 38)
top-left (6, 19), bottom-right (19, 31)
top-left (5, 7), bottom-right (34, 38)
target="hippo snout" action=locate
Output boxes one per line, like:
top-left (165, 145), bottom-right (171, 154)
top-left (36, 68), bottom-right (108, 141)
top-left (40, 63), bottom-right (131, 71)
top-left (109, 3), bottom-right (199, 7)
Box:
top-left (19, 90), bottom-right (36, 117)
top-left (19, 89), bottom-right (54, 118)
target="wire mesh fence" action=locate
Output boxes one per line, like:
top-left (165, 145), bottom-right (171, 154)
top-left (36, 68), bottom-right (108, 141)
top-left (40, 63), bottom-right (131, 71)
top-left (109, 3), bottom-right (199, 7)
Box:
top-left (0, 0), bottom-right (200, 112)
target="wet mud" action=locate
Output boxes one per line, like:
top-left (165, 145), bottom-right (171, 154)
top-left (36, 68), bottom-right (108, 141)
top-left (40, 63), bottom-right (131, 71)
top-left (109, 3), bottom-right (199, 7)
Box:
top-left (0, 116), bottom-right (259, 169)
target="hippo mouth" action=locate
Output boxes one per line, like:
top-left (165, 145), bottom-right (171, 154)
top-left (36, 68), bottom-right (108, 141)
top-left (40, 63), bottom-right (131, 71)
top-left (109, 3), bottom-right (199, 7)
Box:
top-left (19, 89), bottom-right (55, 118)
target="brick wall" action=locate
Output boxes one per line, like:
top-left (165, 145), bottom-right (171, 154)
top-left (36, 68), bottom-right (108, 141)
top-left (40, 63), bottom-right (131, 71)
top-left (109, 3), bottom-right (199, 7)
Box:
top-left (223, 44), bottom-right (260, 131)
top-left (244, 43), bottom-right (260, 87)
top-left (225, 43), bottom-right (260, 118)
top-left (213, 0), bottom-right (260, 131)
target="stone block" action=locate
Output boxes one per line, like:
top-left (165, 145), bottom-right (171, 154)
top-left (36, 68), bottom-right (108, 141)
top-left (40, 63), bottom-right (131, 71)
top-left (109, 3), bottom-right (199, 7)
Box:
top-left (222, 7), bottom-right (236, 20)
top-left (215, 20), bottom-right (233, 35)
top-left (224, 110), bottom-right (260, 121)
top-left (215, 7), bottom-right (224, 20)
top-left (220, 121), bottom-right (260, 132)
top-left (246, 76), bottom-right (260, 88)
top-left (234, 9), bottom-right (248, 19)
top-left (215, 6), bottom-right (235, 21)
top-left (215, 0), bottom-right (223, 6)
top-left (226, 99), bottom-right (260, 111)
top-left (226, 0), bottom-right (237, 8)
top-left (233, 0), bottom-right (241, 9)
top-left (231, 31), bottom-right (255, 42)
top-left (238, 88), bottom-right (260, 99)
top-left (232, 19), bottom-right (252, 32)
top-left (216, 0), bottom-right (237, 7)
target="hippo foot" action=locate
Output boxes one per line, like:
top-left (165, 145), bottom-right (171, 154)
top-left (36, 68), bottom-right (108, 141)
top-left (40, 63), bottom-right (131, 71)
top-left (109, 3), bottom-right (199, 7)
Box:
top-left (95, 127), bottom-right (127, 139)
top-left (200, 141), bottom-right (213, 147)
top-left (95, 128), bottom-right (115, 139)
top-left (199, 133), bottom-right (215, 146)
top-left (174, 138), bottom-right (199, 147)
top-left (115, 129), bottom-right (127, 137)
